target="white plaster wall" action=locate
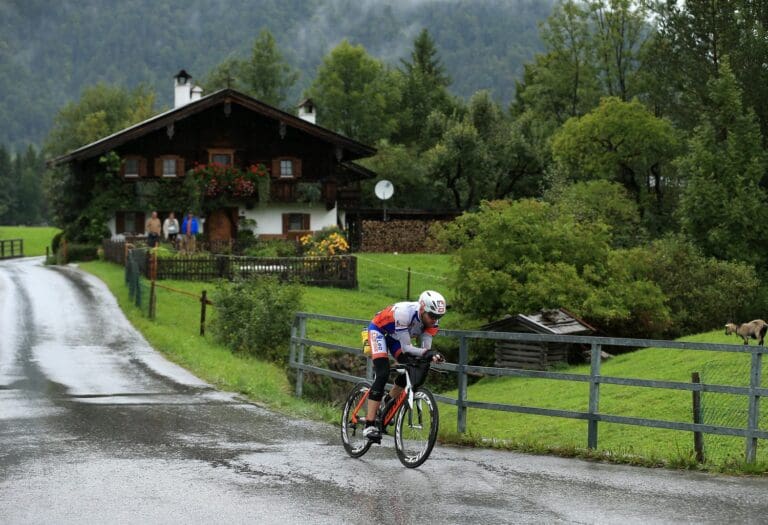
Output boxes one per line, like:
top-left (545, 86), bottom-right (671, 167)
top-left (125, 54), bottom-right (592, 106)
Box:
top-left (239, 203), bottom-right (338, 236)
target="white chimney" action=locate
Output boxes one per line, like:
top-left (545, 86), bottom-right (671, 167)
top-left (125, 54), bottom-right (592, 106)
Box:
top-left (297, 98), bottom-right (316, 124)
top-left (174, 69), bottom-right (192, 108)
top-left (190, 85), bottom-right (203, 102)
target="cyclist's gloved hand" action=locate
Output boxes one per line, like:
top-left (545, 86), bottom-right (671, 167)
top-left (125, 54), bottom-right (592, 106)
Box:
top-left (423, 350), bottom-right (445, 364)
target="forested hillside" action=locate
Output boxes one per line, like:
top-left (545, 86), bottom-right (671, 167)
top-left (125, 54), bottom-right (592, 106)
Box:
top-left (0, 0), bottom-right (551, 150)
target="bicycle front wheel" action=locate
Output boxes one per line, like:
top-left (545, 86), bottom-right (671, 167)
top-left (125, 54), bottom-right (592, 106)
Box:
top-left (394, 388), bottom-right (439, 468)
top-left (341, 382), bottom-right (373, 458)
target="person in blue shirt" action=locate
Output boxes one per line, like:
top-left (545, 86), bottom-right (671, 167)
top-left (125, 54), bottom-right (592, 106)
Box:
top-left (180, 211), bottom-right (199, 253)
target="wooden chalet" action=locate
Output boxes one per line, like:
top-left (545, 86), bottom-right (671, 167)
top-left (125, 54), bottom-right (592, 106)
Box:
top-left (483, 308), bottom-right (596, 370)
top-left (50, 71), bottom-right (377, 242)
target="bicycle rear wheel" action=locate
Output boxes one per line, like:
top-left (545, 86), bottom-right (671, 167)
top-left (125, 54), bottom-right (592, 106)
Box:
top-left (394, 388), bottom-right (439, 468)
top-left (341, 382), bottom-right (374, 458)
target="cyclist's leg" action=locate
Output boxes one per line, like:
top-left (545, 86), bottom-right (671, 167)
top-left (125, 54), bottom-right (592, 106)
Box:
top-left (410, 361), bottom-right (431, 390)
top-left (364, 330), bottom-right (392, 440)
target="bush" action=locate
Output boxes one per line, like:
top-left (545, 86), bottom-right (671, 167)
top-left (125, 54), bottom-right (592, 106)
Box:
top-left (299, 226), bottom-right (349, 256)
top-left (615, 235), bottom-right (760, 336)
top-left (210, 276), bottom-right (302, 362)
top-left (51, 231), bottom-right (64, 254)
top-left (243, 239), bottom-right (298, 257)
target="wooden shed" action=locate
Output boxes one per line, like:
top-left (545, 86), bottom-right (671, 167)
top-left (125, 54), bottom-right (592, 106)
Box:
top-left (483, 308), bottom-right (596, 370)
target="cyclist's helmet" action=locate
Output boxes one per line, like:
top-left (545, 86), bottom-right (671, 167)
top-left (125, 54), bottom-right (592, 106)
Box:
top-left (419, 290), bottom-right (447, 319)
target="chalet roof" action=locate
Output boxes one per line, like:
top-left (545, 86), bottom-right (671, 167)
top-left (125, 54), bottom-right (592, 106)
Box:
top-left (482, 308), bottom-right (596, 335)
top-left (49, 88), bottom-right (376, 166)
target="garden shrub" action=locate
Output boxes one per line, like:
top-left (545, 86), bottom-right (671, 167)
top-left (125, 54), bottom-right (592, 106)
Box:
top-left (211, 276), bottom-right (302, 362)
top-left (243, 239), bottom-right (298, 257)
top-left (65, 243), bottom-right (100, 262)
top-left (299, 226), bottom-right (349, 256)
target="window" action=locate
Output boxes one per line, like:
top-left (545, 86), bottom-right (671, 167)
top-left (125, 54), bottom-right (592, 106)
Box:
top-left (283, 213), bottom-right (310, 233)
top-left (208, 148), bottom-right (234, 166)
top-left (162, 158), bottom-right (177, 177)
top-left (288, 213), bottom-right (304, 231)
top-left (280, 159), bottom-right (293, 178)
top-left (124, 158), bottom-right (139, 178)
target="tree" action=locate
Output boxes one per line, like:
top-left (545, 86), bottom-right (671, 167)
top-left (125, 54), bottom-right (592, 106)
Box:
top-left (551, 97), bottom-right (681, 233)
top-left (0, 145), bottom-right (13, 221)
top-left (43, 83), bottom-right (157, 240)
top-left (433, 198), bottom-right (670, 337)
top-left (394, 28), bottom-right (454, 146)
top-left (677, 63), bottom-right (768, 267)
top-left (202, 29), bottom-right (299, 109)
top-left (306, 40), bottom-right (400, 144)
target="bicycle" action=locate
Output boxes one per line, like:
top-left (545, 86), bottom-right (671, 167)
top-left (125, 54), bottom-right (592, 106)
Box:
top-left (340, 354), bottom-right (440, 468)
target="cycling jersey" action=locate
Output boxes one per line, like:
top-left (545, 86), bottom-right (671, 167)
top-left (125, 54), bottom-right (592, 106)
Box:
top-left (368, 301), bottom-right (438, 360)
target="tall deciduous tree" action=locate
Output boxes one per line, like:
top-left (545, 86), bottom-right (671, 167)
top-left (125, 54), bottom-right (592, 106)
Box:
top-left (551, 97), bottom-right (680, 233)
top-left (44, 83), bottom-right (157, 239)
top-left (677, 63), bottom-right (768, 266)
top-left (306, 40), bottom-right (400, 144)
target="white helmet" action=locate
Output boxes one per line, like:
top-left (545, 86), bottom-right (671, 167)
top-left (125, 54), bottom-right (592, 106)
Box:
top-left (419, 290), bottom-right (447, 318)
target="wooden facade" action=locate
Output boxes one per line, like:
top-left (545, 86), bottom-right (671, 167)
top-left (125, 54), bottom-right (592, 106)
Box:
top-left (51, 88), bottom-right (376, 242)
top-left (483, 308), bottom-right (597, 370)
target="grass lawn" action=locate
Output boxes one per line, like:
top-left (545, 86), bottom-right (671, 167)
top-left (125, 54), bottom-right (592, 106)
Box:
top-left (79, 253), bottom-right (768, 473)
top-left (0, 226), bottom-right (60, 256)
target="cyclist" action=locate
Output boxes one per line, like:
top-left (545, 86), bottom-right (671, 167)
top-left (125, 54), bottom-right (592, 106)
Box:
top-left (363, 290), bottom-right (447, 443)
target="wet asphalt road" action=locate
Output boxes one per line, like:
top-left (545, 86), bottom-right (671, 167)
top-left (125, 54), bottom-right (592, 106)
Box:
top-left (2, 257), bottom-right (768, 524)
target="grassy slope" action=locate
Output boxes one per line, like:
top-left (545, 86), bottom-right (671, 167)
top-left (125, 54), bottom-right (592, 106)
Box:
top-left (0, 226), bottom-right (59, 256)
top-left (80, 253), bottom-right (768, 472)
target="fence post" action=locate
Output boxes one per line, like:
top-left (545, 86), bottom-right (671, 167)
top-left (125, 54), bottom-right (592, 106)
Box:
top-left (746, 349), bottom-right (762, 463)
top-left (200, 290), bottom-right (207, 336)
top-left (149, 279), bottom-right (156, 320)
top-left (289, 316), bottom-right (297, 365)
top-left (406, 267), bottom-right (411, 301)
top-left (294, 315), bottom-right (307, 397)
top-left (587, 342), bottom-right (602, 449)
top-left (692, 372), bottom-right (704, 463)
top-left (19, 239), bottom-right (23, 257)
top-left (457, 336), bottom-right (469, 434)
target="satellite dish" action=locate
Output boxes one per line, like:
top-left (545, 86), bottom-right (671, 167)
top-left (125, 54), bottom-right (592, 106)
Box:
top-left (374, 179), bottom-right (394, 201)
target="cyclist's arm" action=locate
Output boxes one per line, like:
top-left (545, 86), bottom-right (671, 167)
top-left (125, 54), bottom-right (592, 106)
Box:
top-left (393, 329), bottom-right (428, 357)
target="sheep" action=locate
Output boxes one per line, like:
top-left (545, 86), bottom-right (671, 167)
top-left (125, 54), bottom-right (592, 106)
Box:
top-left (724, 320), bottom-right (768, 345)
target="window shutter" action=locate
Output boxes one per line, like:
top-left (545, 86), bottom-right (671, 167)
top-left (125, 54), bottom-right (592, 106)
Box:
top-left (176, 157), bottom-right (185, 176)
top-left (139, 158), bottom-right (148, 178)
top-left (136, 212), bottom-right (145, 233)
top-left (302, 213), bottom-right (310, 230)
top-left (115, 212), bottom-right (125, 234)
top-left (293, 158), bottom-right (302, 179)
top-left (119, 161), bottom-right (126, 178)
top-left (154, 158), bottom-right (162, 178)
top-left (272, 158), bottom-right (281, 179)
top-left (282, 213), bottom-right (290, 234)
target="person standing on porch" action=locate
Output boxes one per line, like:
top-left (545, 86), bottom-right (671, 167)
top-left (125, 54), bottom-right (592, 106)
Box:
top-left (145, 210), bottom-right (161, 248)
top-left (163, 212), bottom-right (180, 247)
top-left (181, 211), bottom-right (199, 253)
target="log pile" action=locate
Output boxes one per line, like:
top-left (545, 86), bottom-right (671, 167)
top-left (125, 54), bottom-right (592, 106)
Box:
top-left (360, 219), bottom-right (445, 253)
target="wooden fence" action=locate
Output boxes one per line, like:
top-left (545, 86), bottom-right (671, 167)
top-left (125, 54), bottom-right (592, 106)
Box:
top-left (0, 239), bottom-right (24, 259)
top-left (102, 239), bottom-right (357, 287)
top-left (290, 312), bottom-right (768, 464)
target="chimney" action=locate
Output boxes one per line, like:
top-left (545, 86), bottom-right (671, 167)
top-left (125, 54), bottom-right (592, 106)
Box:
top-left (190, 85), bottom-right (203, 102)
top-left (297, 98), bottom-right (316, 124)
top-left (174, 69), bottom-right (192, 108)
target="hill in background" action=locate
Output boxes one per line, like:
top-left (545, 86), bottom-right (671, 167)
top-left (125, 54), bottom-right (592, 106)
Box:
top-left (0, 0), bottom-right (551, 150)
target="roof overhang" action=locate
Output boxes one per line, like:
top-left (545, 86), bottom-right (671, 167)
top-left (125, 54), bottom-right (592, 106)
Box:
top-left (49, 88), bottom-right (376, 166)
